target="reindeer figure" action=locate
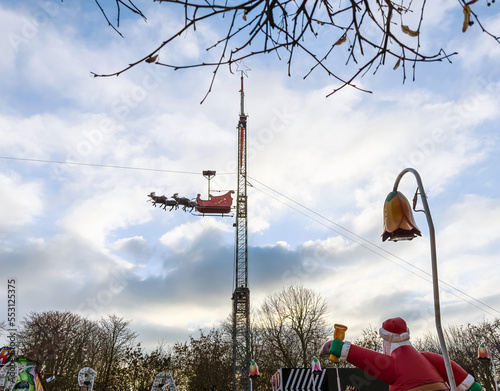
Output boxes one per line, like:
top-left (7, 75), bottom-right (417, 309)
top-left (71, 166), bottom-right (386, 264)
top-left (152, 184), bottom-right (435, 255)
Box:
top-left (185, 199), bottom-right (198, 212)
top-left (148, 192), bottom-right (178, 211)
top-left (147, 192), bottom-right (166, 207)
top-left (171, 193), bottom-right (193, 212)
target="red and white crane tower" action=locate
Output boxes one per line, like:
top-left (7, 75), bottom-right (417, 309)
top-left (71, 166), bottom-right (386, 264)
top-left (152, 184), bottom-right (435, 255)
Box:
top-left (231, 66), bottom-right (251, 391)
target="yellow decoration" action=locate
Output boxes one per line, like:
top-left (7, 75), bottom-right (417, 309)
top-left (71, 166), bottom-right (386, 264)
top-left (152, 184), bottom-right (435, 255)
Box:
top-left (330, 324), bottom-right (348, 363)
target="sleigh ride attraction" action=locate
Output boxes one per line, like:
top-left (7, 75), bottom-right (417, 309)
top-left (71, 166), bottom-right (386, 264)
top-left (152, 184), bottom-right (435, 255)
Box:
top-left (147, 170), bottom-right (234, 216)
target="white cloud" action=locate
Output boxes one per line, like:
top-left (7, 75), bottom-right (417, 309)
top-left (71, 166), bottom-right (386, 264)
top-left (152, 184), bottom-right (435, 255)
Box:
top-left (454, 13), bottom-right (500, 72)
top-left (1, 1), bottom-right (499, 352)
top-left (440, 194), bottom-right (500, 251)
top-left (159, 218), bottom-right (232, 249)
top-left (59, 188), bottom-right (152, 246)
top-left (0, 173), bottom-right (44, 229)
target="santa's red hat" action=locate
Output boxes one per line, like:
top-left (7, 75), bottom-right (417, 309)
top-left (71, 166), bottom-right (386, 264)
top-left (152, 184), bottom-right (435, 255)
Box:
top-left (379, 317), bottom-right (410, 342)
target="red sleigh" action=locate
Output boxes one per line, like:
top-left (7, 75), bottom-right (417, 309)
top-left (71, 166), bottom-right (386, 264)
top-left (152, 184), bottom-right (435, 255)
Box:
top-left (195, 191), bottom-right (235, 215)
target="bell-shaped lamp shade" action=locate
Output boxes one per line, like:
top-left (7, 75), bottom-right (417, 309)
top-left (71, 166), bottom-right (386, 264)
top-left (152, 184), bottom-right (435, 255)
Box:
top-left (478, 342), bottom-right (490, 362)
top-left (311, 356), bottom-right (322, 374)
top-left (249, 360), bottom-right (260, 378)
top-left (382, 191), bottom-right (422, 242)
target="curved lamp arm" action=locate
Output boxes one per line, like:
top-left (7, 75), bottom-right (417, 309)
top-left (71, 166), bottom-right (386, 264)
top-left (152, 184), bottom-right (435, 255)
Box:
top-left (393, 168), bottom-right (457, 391)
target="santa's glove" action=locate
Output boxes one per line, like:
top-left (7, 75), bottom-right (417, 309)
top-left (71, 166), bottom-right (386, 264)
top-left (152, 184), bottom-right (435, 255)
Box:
top-left (467, 382), bottom-right (482, 391)
top-left (319, 339), bottom-right (345, 358)
top-left (329, 340), bottom-right (344, 358)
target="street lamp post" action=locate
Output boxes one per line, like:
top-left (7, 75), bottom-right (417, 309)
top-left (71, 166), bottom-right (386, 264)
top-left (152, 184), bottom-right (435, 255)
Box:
top-left (478, 341), bottom-right (499, 391)
top-left (383, 168), bottom-right (457, 391)
top-left (248, 360), bottom-right (260, 391)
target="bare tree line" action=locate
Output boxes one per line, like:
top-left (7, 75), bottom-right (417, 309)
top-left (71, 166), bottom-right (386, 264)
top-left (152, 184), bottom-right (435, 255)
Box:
top-left (6, 286), bottom-right (500, 391)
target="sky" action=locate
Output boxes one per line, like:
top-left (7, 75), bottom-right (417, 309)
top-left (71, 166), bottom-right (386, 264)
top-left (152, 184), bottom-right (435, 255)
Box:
top-left (0, 0), bottom-right (500, 356)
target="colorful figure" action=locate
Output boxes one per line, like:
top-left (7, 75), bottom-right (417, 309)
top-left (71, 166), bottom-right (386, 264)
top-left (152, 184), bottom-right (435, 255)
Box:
top-left (311, 356), bottom-right (322, 374)
top-left (12, 366), bottom-right (35, 391)
top-left (320, 317), bottom-right (482, 391)
top-left (249, 360), bottom-right (260, 378)
top-left (477, 342), bottom-right (490, 362)
top-left (78, 367), bottom-right (97, 391)
top-left (0, 347), bottom-right (13, 366)
top-left (12, 381), bottom-right (31, 391)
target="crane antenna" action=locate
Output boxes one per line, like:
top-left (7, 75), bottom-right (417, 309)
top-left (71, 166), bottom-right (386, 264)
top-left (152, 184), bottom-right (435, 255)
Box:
top-left (232, 62), bottom-right (251, 391)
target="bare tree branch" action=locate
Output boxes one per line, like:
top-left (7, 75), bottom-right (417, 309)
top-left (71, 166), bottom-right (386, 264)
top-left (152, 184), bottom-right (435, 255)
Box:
top-left (90, 0), bottom-right (499, 98)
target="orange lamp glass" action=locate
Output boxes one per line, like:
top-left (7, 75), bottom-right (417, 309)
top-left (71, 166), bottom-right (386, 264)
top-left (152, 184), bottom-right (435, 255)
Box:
top-left (382, 191), bottom-right (422, 242)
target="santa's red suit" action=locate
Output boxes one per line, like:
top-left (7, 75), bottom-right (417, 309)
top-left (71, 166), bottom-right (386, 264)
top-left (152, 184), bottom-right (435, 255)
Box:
top-left (321, 317), bottom-right (479, 391)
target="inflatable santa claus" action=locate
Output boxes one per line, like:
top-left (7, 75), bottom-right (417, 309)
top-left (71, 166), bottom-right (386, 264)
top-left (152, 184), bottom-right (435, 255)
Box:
top-left (320, 317), bottom-right (482, 391)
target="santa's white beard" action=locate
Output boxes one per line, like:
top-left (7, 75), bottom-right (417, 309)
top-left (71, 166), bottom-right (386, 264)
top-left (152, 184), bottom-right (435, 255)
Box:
top-left (383, 340), bottom-right (392, 355)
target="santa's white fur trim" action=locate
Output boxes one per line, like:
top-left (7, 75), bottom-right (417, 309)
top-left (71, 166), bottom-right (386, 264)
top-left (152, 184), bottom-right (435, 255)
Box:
top-left (457, 374), bottom-right (474, 391)
top-left (340, 341), bottom-right (351, 361)
top-left (379, 327), bottom-right (410, 342)
top-left (389, 340), bottom-right (412, 354)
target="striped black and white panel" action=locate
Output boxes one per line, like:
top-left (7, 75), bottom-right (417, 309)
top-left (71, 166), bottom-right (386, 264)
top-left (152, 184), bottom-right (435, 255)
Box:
top-left (283, 368), bottom-right (329, 391)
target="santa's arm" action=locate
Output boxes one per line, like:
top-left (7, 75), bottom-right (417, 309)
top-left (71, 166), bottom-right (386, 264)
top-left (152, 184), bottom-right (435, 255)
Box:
top-left (325, 340), bottom-right (396, 385)
top-left (421, 352), bottom-right (480, 391)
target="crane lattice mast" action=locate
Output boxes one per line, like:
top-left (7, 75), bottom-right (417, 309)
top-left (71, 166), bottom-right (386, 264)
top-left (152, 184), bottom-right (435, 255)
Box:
top-left (232, 70), bottom-right (250, 391)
